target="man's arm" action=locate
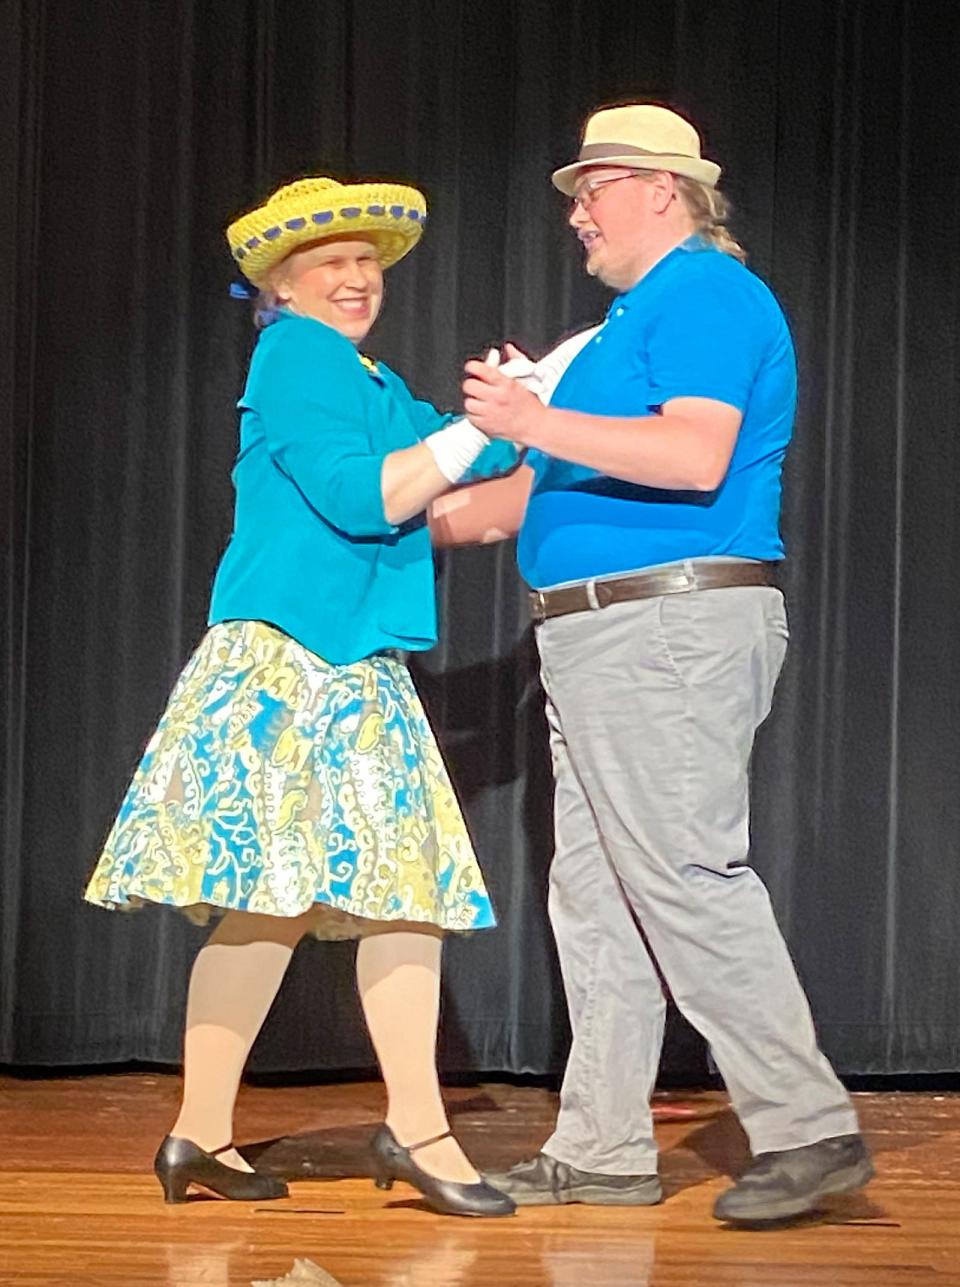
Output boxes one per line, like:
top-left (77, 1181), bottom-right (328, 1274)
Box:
top-left (428, 465), bottom-right (534, 547)
top-left (464, 274), bottom-right (773, 492)
top-left (462, 363), bottom-right (741, 493)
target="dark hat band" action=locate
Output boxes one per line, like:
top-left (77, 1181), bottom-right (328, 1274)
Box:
top-left (579, 141), bottom-right (693, 161)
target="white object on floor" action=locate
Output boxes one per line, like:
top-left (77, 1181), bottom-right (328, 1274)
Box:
top-left (252, 1257), bottom-right (344, 1287)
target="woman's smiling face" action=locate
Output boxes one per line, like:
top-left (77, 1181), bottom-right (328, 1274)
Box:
top-left (269, 236), bottom-right (384, 343)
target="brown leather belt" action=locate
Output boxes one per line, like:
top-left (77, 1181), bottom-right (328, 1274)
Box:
top-left (529, 560), bottom-right (779, 624)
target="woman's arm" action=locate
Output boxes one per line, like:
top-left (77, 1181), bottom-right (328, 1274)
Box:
top-left (380, 442), bottom-right (454, 526)
top-left (256, 320), bottom-right (494, 535)
top-left (428, 466), bottom-right (534, 547)
top-left (375, 353), bottom-right (520, 525)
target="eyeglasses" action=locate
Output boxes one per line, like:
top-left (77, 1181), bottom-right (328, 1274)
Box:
top-left (570, 173), bottom-right (640, 212)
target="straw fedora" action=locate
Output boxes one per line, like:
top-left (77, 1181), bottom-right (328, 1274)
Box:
top-left (551, 104), bottom-right (721, 195)
top-left (226, 176), bottom-right (428, 288)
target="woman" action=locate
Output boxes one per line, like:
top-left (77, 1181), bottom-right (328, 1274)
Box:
top-left (85, 175), bottom-right (515, 1217)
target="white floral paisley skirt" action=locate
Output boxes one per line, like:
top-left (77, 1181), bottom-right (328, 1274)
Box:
top-left (84, 620), bottom-right (496, 939)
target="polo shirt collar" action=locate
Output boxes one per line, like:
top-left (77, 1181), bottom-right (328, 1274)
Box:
top-left (608, 234), bottom-right (712, 317)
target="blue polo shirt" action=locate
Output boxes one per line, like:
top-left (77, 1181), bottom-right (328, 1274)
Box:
top-left (518, 237), bottom-right (797, 589)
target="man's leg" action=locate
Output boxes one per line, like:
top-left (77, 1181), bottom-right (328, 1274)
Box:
top-left (537, 588), bottom-right (862, 1166)
top-left (487, 693), bottom-right (664, 1204)
top-left (543, 693), bottom-right (667, 1175)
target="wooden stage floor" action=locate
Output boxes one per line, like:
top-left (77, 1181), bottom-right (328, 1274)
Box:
top-left (1, 1074), bottom-right (958, 1286)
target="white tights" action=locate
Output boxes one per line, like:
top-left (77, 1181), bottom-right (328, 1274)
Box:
top-left (170, 910), bottom-right (478, 1183)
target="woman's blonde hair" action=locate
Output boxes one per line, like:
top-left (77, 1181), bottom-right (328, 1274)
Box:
top-left (673, 175), bottom-right (746, 263)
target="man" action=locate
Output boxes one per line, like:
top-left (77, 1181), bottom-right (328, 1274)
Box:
top-left (434, 104), bottom-right (873, 1223)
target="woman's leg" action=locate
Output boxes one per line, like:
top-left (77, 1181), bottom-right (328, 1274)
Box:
top-left (357, 926), bottom-right (480, 1184)
top-left (170, 909), bottom-right (312, 1171)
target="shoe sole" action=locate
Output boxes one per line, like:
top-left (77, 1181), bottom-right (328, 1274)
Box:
top-left (508, 1183), bottom-right (663, 1208)
top-left (714, 1156), bottom-right (876, 1224)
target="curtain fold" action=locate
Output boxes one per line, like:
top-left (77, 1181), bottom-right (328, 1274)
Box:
top-left (2, 0), bottom-right (958, 1074)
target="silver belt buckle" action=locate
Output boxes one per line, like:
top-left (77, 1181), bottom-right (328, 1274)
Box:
top-left (663, 561), bottom-right (697, 595)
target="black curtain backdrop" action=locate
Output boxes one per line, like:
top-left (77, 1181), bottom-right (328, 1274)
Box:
top-left (2, 0), bottom-right (959, 1077)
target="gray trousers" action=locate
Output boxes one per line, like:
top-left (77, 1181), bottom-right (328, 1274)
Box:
top-left (536, 582), bottom-right (858, 1175)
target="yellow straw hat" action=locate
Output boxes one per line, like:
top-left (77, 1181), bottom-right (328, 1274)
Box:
top-left (226, 176), bottom-right (428, 288)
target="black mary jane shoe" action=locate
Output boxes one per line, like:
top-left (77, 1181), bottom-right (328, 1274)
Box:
top-left (370, 1125), bottom-right (515, 1218)
top-left (154, 1135), bottom-right (289, 1204)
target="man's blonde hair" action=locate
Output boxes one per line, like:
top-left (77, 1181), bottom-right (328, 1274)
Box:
top-left (673, 175), bottom-right (746, 263)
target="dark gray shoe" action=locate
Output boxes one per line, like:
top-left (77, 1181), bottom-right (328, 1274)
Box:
top-left (713, 1133), bottom-right (874, 1224)
top-left (485, 1152), bottom-right (662, 1207)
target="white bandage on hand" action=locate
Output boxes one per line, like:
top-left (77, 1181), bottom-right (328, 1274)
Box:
top-left (430, 335), bottom-right (597, 482)
top-left (423, 419), bottom-right (490, 483)
top-left (424, 350), bottom-right (501, 483)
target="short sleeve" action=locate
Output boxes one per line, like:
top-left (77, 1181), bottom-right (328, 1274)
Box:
top-left (248, 318), bottom-right (397, 537)
top-left (644, 270), bottom-right (770, 413)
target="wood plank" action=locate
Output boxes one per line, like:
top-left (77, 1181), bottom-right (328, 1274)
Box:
top-left (0, 1075), bottom-right (957, 1285)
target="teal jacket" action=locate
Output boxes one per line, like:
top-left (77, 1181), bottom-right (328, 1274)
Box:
top-left (209, 310), bottom-right (516, 664)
